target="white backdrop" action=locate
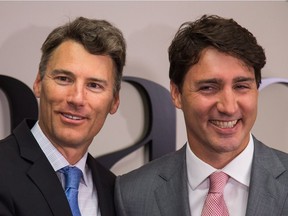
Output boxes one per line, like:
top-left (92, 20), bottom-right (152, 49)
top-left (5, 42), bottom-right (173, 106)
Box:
top-left (1, 1), bottom-right (288, 175)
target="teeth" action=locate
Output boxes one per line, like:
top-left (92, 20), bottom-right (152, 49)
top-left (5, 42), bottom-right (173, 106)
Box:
top-left (211, 120), bottom-right (237, 128)
top-left (63, 114), bottom-right (83, 120)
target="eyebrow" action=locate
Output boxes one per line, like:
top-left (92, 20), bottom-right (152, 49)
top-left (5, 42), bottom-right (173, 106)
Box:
top-left (50, 69), bottom-right (74, 77)
top-left (196, 78), bottom-right (222, 85)
top-left (196, 77), bottom-right (255, 85)
top-left (233, 77), bottom-right (255, 83)
top-left (50, 69), bottom-right (109, 86)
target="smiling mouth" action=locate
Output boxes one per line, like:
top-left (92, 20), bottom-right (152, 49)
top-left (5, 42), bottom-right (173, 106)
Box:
top-left (210, 120), bottom-right (238, 128)
top-left (62, 113), bottom-right (84, 120)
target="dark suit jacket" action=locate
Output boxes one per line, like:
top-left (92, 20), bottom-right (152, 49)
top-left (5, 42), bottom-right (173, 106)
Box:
top-left (0, 119), bottom-right (116, 216)
top-left (115, 137), bottom-right (288, 216)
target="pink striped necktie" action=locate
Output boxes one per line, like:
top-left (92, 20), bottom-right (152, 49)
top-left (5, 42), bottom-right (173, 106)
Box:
top-left (201, 171), bottom-right (230, 216)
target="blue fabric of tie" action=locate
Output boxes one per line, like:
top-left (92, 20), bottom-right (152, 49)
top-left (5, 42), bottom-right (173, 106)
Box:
top-left (61, 166), bottom-right (83, 216)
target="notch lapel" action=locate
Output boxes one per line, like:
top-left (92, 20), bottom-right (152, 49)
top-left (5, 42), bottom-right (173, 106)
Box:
top-left (27, 157), bottom-right (72, 215)
top-left (14, 120), bottom-right (72, 216)
top-left (154, 146), bottom-right (191, 216)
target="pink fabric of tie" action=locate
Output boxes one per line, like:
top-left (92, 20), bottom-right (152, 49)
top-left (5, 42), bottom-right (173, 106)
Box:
top-left (201, 171), bottom-right (229, 216)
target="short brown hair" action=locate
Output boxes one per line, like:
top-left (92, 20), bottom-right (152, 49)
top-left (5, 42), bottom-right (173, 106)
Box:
top-left (39, 17), bottom-right (126, 93)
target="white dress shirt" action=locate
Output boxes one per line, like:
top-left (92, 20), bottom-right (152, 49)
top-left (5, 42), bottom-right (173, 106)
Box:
top-left (31, 121), bottom-right (100, 216)
top-left (186, 134), bottom-right (254, 216)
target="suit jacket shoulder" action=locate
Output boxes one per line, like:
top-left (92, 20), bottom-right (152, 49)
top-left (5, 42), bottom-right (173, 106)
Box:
top-left (0, 119), bottom-right (72, 216)
top-left (246, 137), bottom-right (288, 216)
top-left (119, 145), bottom-right (185, 180)
top-left (115, 145), bottom-right (190, 216)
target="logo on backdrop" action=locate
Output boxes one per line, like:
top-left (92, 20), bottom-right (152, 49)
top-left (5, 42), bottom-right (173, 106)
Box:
top-left (0, 75), bottom-right (176, 169)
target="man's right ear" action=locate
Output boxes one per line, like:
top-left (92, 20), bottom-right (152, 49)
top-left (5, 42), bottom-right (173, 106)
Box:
top-left (170, 81), bottom-right (182, 109)
top-left (33, 72), bottom-right (42, 98)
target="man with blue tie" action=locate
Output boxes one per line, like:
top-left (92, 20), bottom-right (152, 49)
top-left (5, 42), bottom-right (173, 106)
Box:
top-left (0, 16), bottom-right (126, 216)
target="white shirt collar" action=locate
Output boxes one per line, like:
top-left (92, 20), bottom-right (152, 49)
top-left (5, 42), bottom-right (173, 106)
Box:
top-left (186, 134), bottom-right (254, 190)
top-left (31, 121), bottom-right (89, 184)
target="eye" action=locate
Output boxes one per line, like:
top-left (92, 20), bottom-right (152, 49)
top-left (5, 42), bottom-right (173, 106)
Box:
top-left (234, 83), bottom-right (251, 91)
top-left (87, 82), bottom-right (104, 92)
top-left (198, 85), bottom-right (218, 94)
top-left (236, 85), bottom-right (247, 89)
top-left (200, 85), bottom-right (213, 91)
top-left (54, 76), bottom-right (73, 85)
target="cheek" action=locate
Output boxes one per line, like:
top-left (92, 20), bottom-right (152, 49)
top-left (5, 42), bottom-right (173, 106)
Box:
top-left (39, 85), bottom-right (63, 110)
top-left (39, 93), bottom-right (52, 116)
top-left (89, 97), bottom-right (114, 116)
top-left (246, 99), bottom-right (258, 119)
top-left (182, 96), bottom-right (211, 120)
top-left (238, 95), bottom-right (258, 124)
top-left (243, 93), bottom-right (258, 112)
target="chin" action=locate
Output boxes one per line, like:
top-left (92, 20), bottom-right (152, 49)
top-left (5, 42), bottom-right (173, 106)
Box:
top-left (211, 138), bottom-right (243, 152)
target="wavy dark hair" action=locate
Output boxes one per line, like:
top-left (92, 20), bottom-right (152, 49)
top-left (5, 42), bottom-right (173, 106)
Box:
top-left (169, 15), bottom-right (266, 91)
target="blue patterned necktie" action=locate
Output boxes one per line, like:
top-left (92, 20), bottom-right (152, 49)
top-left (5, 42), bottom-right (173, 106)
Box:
top-left (61, 166), bottom-right (83, 216)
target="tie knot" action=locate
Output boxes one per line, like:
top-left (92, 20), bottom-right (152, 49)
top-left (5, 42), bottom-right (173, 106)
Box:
top-left (61, 166), bottom-right (83, 190)
top-left (209, 171), bottom-right (229, 193)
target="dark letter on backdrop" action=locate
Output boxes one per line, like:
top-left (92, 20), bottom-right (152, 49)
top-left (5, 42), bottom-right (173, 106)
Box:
top-left (0, 75), bottom-right (176, 169)
top-left (0, 75), bottom-right (38, 131)
top-left (97, 76), bottom-right (176, 168)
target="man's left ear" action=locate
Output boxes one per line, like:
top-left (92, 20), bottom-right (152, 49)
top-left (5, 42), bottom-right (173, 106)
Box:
top-left (110, 93), bottom-right (120, 114)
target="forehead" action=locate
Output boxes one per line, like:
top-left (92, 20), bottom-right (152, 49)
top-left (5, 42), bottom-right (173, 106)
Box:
top-left (188, 48), bottom-right (255, 80)
top-left (47, 40), bottom-right (114, 77)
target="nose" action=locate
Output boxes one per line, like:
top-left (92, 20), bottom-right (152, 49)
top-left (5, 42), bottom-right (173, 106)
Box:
top-left (216, 89), bottom-right (238, 115)
top-left (67, 83), bottom-right (86, 108)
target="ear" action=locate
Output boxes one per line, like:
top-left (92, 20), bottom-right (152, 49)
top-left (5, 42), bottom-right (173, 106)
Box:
top-left (33, 72), bottom-right (42, 98)
top-left (109, 92), bottom-right (120, 114)
top-left (170, 81), bottom-right (182, 109)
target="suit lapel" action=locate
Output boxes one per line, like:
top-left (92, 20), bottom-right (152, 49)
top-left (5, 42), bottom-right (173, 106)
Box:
top-left (27, 157), bottom-right (72, 215)
top-left (246, 137), bottom-right (288, 216)
top-left (15, 120), bottom-right (116, 216)
top-left (14, 120), bottom-right (72, 216)
top-left (87, 155), bottom-right (116, 216)
top-left (154, 145), bottom-right (191, 216)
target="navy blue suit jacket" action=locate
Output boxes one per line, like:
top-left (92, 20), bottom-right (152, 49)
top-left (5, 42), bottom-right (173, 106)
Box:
top-left (0, 119), bottom-right (116, 216)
